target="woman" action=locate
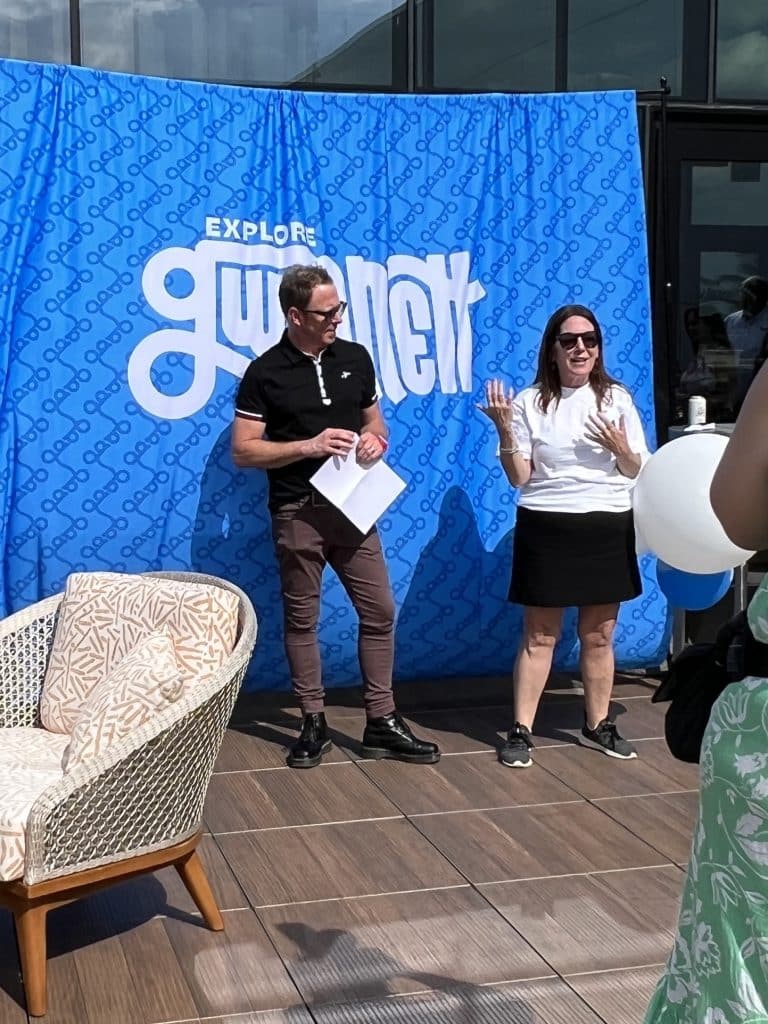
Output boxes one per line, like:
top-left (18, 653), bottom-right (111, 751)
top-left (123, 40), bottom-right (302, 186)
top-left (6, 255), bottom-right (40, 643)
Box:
top-left (644, 361), bottom-right (768, 1024)
top-left (480, 304), bottom-right (650, 768)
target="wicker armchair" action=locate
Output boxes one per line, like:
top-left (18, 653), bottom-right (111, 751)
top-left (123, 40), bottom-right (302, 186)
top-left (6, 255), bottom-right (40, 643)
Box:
top-left (0, 571), bottom-right (257, 1017)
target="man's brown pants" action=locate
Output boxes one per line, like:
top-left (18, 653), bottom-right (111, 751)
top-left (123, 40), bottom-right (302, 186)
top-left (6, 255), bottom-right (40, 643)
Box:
top-left (271, 498), bottom-right (397, 718)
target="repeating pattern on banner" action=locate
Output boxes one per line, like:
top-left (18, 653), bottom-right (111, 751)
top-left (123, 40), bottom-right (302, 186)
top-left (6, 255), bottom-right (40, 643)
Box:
top-left (0, 58), bottom-right (670, 690)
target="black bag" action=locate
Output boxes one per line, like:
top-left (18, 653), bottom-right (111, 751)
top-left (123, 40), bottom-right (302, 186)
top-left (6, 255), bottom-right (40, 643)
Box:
top-left (652, 611), bottom-right (768, 763)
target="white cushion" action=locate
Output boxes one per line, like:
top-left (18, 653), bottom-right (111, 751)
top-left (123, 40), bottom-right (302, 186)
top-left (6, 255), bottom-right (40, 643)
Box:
top-left (0, 728), bottom-right (68, 881)
top-left (65, 631), bottom-right (183, 770)
top-left (0, 727), bottom-right (70, 772)
top-left (0, 768), bottom-right (63, 881)
top-left (41, 572), bottom-right (239, 734)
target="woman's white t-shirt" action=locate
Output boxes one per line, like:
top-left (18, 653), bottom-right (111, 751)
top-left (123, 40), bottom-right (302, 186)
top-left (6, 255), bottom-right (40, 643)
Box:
top-left (511, 383), bottom-right (650, 513)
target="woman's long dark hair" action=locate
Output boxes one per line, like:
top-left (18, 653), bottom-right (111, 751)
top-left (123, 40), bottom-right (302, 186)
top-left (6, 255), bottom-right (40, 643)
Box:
top-left (534, 304), bottom-right (622, 413)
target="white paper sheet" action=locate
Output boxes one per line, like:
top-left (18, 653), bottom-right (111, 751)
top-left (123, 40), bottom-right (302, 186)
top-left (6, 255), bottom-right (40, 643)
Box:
top-left (309, 439), bottom-right (407, 533)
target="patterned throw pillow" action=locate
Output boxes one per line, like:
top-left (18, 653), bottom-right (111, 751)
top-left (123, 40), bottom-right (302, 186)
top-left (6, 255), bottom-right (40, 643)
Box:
top-left (41, 572), bottom-right (240, 734)
top-left (64, 631), bottom-right (183, 770)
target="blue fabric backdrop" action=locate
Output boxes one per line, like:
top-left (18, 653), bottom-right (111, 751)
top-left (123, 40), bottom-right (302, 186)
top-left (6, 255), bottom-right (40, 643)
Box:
top-left (0, 58), bottom-right (670, 689)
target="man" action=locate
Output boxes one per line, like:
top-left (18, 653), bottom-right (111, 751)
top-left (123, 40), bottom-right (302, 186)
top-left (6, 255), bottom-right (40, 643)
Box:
top-left (724, 276), bottom-right (768, 358)
top-left (232, 264), bottom-right (439, 768)
top-left (725, 276), bottom-right (768, 411)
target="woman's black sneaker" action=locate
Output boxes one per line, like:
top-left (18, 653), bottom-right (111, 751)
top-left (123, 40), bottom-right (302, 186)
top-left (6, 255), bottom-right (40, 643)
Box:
top-left (499, 723), bottom-right (534, 768)
top-left (580, 717), bottom-right (637, 759)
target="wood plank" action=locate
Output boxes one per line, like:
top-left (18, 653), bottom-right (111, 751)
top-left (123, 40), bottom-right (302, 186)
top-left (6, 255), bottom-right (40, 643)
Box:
top-left (165, 908), bottom-right (301, 1017)
top-left (204, 763), bottom-right (400, 834)
top-left (536, 740), bottom-right (699, 800)
top-left (360, 752), bottom-right (580, 815)
top-left (260, 887), bottom-right (551, 1004)
top-left (414, 802), bottom-right (668, 883)
top-left (310, 976), bottom-right (604, 1022)
top-left (567, 965), bottom-right (663, 1024)
top-left (594, 792), bottom-right (698, 864)
top-left (217, 819), bottom-right (464, 907)
top-left (479, 866), bottom-right (681, 974)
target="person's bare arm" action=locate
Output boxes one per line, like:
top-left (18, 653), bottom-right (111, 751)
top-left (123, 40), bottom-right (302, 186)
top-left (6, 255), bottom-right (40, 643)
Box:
top-left (477, 379), bottom-right (532, 488)
top-left (231, 416), bottom-right (355, 469)
top-left (710, 361), bottom-right (768, 550)
top-left (360, 401), bottom-right (387, 439)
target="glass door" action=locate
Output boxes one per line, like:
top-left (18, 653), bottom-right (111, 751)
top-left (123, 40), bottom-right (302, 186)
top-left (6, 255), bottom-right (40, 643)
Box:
top-left (653, 118), bottom-right (768, 636)
top-left (658, 120), bottom-right (768, 430)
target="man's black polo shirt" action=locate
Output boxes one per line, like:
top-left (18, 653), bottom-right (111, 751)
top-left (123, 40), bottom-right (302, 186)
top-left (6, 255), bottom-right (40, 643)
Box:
top-left (235, 330), bottom-right (378, 509)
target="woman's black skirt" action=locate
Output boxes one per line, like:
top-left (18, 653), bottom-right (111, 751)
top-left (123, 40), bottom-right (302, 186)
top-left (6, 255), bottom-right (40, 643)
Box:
top-left (509, 506), bottom-right (642, 608)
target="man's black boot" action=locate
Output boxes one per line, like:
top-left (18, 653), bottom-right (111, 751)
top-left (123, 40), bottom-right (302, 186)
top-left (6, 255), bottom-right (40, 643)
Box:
top-left (360, 712), bottom-right (440, 763)
top-left (287, 712), bottom-right (331, 768)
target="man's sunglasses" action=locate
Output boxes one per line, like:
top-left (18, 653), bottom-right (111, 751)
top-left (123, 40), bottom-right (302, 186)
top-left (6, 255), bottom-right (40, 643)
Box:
top-left (302, 300), bottom-right (347, 322)
top-left (556, 331), bottom-right (599, 350)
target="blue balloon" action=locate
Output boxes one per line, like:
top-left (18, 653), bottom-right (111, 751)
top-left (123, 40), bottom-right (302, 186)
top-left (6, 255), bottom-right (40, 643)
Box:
top-left (656, 562), bottom-right (734, 611)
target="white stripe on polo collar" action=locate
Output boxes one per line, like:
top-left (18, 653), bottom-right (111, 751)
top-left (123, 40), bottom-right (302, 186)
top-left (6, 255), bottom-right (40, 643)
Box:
top-left (300, 349), bottom-right (332, 406)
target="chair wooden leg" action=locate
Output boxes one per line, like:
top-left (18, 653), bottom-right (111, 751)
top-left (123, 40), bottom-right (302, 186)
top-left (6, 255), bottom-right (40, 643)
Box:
top-left (175, 851), bottom-right (224, 931)
top-left (14, 904), bottom-right (48, 1017)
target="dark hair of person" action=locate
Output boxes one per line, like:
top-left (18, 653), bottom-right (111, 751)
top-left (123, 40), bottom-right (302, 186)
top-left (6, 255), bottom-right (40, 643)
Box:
top-left (534, 303), bottom-right (622, 413)
top-left (741, 275), bottom-right (768, 309)
top-left (278, 264), bottom-right (333, 316)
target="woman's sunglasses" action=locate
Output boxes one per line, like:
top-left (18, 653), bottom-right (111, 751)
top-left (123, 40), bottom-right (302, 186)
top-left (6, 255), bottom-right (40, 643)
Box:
top-left (556, 331), bottom-right (599, 350)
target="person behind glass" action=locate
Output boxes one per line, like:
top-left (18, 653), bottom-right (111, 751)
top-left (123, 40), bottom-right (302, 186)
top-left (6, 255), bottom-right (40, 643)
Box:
top-left (725, 275), bottom-right (768, 410)
top-left (479, 304), bottom-right (650, 768)
top-left (231, 264), bottom-right (439, 769)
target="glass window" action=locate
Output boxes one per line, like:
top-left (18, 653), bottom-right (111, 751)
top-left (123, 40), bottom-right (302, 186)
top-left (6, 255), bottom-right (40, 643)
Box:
top-left (80, 0), bottom-right (405, 88)
top-left (0, 0), bottom-right (69, 65)
top-left (717, 0), bottom-right (768, 101)
top-left (568, 0), bottom-right (683, 94)
top-left (671, 160), bottom-right (768, 426)
top-left (690, 164), bottom-right (768, 227)
top-left (424, 1), bottom-right (556, 92)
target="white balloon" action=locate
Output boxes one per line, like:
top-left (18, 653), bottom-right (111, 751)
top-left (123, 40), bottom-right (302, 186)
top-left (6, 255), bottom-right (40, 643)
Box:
top-left (633, 514), bottom-right (650, 556)
top-left (632, 433), bottom-right (754, 573)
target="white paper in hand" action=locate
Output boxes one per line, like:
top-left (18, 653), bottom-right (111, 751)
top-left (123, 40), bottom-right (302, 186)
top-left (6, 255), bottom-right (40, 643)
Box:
top-left (309, 438), bottom-right (407, 533)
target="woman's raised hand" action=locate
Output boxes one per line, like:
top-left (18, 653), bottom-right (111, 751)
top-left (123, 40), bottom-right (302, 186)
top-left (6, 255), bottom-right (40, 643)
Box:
top-left (585, 412), bottom-right (631, 458)
top-left (477, 379), bottom-right (516, 432)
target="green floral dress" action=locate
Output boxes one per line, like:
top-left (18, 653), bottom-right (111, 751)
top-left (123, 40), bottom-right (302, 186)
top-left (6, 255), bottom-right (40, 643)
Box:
top-left (644, 579), bottom-right (768, 1024)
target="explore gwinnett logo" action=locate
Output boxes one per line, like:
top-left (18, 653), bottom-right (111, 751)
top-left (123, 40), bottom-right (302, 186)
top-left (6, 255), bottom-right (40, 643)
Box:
top-left (127, 216), bottom-right (486, 419)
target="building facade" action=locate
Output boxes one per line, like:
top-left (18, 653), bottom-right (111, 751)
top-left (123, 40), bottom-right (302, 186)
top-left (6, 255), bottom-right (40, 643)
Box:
top-left (4, 0), bottom-right (767, 439)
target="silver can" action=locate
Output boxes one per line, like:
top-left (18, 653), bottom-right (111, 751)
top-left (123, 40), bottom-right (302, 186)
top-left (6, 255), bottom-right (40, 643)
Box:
top-left (687, 395), bottom-right (707, 425)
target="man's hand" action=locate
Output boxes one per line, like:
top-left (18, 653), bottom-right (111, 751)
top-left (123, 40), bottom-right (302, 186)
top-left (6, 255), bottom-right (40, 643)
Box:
top-left (356, 431), bottom-right (386, 466)
top-left (303, 428), bottom-right (356, 458)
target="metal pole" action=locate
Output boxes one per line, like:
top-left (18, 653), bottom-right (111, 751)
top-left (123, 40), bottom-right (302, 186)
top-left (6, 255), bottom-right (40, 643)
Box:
top-left (69, 0), bottom-right (81, 65)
